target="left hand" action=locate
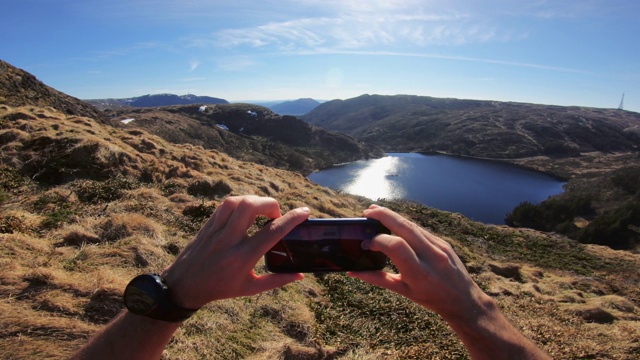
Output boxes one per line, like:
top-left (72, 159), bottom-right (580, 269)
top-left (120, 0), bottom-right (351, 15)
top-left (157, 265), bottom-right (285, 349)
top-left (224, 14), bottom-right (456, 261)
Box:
top-left (161, 196), bottom-right (309, 309)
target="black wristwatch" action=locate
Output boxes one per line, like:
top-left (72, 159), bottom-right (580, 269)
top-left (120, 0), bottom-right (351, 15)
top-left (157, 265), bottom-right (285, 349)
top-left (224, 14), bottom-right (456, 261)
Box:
top-left (123, 274), bottom-right (199, 322)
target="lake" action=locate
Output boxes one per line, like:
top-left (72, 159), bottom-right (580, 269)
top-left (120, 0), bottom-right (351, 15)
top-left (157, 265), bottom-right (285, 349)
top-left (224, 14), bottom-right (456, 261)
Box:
top-left (307, 153), bottom-right (565, 224)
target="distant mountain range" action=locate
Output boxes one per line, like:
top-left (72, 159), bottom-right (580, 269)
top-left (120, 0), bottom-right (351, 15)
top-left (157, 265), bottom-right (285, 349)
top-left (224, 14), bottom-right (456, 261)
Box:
top-left (85, 93), bottom-right (321, 116)
top-left (269, 98), bottom-right (321, 115)
top-left (85, 93), bottom-right (228, 110)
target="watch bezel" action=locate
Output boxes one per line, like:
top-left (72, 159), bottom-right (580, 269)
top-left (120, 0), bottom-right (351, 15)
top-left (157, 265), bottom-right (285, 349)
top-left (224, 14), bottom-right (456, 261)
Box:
top-left (123, 274), bottom-right (199, 322)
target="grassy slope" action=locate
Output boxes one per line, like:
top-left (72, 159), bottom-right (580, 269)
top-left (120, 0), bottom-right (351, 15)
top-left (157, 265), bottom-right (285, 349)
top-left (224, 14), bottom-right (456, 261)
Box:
top-left (1, 105), bottom-right (639, 359)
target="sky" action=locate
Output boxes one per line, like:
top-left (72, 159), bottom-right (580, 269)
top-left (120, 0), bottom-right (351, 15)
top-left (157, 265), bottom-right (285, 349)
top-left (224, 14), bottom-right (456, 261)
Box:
top-left (2, 0), bottom-right (639, 112)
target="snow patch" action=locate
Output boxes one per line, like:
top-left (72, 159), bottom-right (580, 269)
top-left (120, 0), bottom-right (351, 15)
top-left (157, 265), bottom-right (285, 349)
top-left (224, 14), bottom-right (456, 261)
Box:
top-left (121, 118), bottom-right (135, 124)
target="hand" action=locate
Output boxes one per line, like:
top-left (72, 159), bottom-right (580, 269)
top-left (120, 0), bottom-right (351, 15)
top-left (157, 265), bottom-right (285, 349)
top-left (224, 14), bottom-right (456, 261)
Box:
top-left (161, 196), bottom-right (309, 309)
top-left (349, 205), bottom-right (488, 322)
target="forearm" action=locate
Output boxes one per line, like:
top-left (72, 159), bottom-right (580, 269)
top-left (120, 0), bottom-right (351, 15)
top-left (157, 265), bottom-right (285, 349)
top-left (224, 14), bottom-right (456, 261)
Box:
top-left (444, 293), bottom-right (550, 360)
top-left (71, 310), bottom-right (181, 360)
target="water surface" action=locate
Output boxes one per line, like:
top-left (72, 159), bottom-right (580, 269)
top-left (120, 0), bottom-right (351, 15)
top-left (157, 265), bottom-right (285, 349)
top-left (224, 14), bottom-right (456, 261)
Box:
top-left (308, 153), bottom-right (565, 224)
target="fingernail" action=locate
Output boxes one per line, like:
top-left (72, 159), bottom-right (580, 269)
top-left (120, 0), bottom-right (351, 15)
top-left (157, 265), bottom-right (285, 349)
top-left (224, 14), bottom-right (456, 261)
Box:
top-left (361, 240), bottom-right (371, 250)
top-left (300, 207), bottom-right (310, 214)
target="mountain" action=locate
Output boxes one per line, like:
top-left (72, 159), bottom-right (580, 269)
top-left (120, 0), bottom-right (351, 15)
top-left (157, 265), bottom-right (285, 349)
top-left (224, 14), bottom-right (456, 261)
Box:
top-left (108, 103), bottom-right (383, 174)
top-left (0, 60), bottom-right (108, 124)
top-left (304, 94), bottom-right (640, 159)
top-left (270, 98), bottom-right (321, 115)
top-left (86, 93), bottom-right (228, 110)
top-left (1, 60), bottom-right (640, 359)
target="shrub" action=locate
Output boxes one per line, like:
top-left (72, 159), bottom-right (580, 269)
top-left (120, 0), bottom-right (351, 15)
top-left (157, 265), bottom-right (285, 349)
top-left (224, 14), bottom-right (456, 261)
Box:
top-left (0, 166), bottom-right (27, 203)
top-left (611, 166), bottom-right (640, 195)
top-left (32, 192), bottom-right (78, 229)
top-left (72, 176), bottom-right (140, 203)
top-left (0, 214), bottom-right (28, 234)
top-left (505, 194), bottom-right (594, 232)
top-left (182, 203), bottom-right (216, 224)
top-left (187, 177), bottom-right (232, 199)
top-left (161, 178), bottom-right (187, 196)
top-left (578, 196), bottom-right (640, 249)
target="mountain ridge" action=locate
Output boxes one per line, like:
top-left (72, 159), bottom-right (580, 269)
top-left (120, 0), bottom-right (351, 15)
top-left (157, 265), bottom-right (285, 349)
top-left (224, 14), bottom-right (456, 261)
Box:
top-left (303, 94), bottom-right (640, 159)
top-left (270, 98), bottom-right (321, 115)
top-left (86, 93), bottom-right (228, 110)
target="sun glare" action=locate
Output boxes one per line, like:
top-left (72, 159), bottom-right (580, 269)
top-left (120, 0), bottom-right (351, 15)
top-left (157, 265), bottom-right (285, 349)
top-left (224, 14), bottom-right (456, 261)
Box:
top-left (344, 156), bottom-right (406, 200)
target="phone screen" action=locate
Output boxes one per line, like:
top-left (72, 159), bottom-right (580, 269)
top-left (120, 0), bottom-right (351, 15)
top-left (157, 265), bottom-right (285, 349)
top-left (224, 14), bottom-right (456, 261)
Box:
top-left (265, 218), bottom-right (389, 273)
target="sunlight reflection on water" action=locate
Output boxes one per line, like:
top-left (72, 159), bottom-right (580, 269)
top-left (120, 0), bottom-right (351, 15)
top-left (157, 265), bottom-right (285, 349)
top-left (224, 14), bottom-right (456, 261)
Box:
top-left (308, 153), bottom-right (565, 224)
top-left (343, 156), bottom-right (407, 200)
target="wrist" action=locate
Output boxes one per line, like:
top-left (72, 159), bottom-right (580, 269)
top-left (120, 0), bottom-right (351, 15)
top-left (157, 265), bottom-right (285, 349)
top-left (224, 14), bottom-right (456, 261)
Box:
top-left (443, 291), bottom-right (498, 330)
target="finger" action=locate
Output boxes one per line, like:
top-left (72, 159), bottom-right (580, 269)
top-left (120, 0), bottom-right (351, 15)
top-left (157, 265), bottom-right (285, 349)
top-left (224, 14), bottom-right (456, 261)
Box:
top-left (218, 196), bottom-right (282, 246)
top-left (197, 196), bottom-right (243, 240)
top-left (364, 206), bottom-right (442, 260)
top-left (243, 273), bottom-right (305, 296)
top-left (367, 233), bottom-right (422, 274)
top-left (348, 271), bottom-right (407, 295)
top-left (243, 206), bottom-right (310, 263)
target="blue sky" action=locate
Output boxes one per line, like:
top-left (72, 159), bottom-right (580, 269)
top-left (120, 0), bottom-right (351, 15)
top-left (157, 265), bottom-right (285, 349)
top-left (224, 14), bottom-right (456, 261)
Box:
top-left (2, 0), bottom-right (639, 112)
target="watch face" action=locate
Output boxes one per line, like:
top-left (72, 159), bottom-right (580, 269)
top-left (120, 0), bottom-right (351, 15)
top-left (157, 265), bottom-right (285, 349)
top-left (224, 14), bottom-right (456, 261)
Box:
top-left (124, 275), bottom-right (164, 315)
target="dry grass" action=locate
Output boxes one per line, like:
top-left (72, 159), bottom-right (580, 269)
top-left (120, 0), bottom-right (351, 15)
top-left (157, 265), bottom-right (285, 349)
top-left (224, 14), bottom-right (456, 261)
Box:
top-left (1, 104), bottom-right (639, 359)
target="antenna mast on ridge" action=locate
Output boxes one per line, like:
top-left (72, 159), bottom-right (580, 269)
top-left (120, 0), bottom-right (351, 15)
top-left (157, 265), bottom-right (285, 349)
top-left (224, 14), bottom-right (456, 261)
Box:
top-left (618, 93), bottom-right (625, 110)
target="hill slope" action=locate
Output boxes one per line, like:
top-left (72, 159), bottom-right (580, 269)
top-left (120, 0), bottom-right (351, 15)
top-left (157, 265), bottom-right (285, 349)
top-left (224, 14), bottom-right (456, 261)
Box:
top-left (0, 60), bottom-right (108, 124)
top-left (108, 103), bottom-right (383, 174)
top-left (304, 94), bottom-right (640, 159)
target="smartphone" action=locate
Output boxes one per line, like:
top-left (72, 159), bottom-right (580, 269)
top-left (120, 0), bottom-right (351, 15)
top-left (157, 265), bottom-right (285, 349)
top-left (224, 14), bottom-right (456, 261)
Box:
top-left (265, 218), bottom-right (390, 273)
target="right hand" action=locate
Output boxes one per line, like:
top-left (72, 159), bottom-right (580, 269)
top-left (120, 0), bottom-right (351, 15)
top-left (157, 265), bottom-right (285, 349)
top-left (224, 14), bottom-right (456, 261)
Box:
top-left (349, 205), bottom-right (491, 322)
top-left (161, 196), bottom-right (309, 310)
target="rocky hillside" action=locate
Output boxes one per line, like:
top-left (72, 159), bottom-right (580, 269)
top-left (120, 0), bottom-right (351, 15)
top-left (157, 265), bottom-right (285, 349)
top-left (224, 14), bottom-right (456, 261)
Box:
top-left (304, 94), bottom-right (640, 159)
top-left (0, 60), bottom-right (108, 124)
top-left (107, 103), bottom-right (383, 174)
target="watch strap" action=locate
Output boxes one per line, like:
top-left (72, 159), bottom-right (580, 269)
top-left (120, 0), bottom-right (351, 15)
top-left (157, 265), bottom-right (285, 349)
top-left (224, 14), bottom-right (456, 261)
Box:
top-left (146, 275), bottom-right (199, 322)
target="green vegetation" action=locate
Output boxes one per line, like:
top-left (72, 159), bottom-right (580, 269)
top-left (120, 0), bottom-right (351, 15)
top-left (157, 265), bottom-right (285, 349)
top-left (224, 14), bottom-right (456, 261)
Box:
top-left (72, 176), bottom-right (140, 203)
top-left (578, 194), bottom-right (640, 249)
top-left (506, 166), bottom-right (640, 250)
top-left (32, 192), bottom-right (78, 229)
top-left (506, 194), bottom-right (594, 235)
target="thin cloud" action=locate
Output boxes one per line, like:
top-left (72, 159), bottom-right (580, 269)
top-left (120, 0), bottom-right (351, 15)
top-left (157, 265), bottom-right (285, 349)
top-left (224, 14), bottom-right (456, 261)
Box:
top-left (293, 49), bottom-right (593, 74)
top-left (211, 12), bottom-right (508, 52)
top-left (189, 59), bottom-right (201, 72)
